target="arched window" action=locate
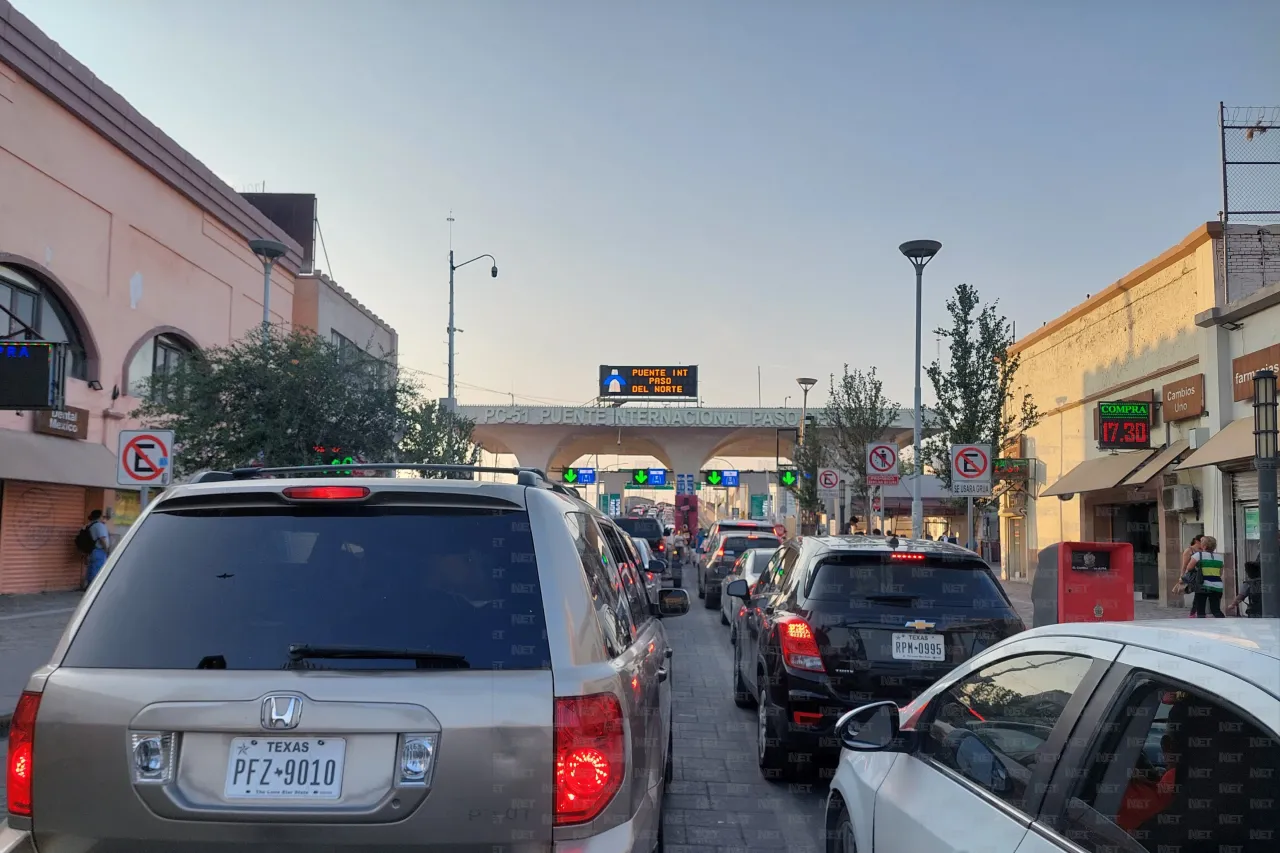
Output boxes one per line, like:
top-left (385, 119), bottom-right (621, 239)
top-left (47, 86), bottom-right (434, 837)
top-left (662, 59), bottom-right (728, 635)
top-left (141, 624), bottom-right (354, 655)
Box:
top-left (0, 263), bottom-right (90, 379)
top-left (128, 332), bottom-right (196, 400)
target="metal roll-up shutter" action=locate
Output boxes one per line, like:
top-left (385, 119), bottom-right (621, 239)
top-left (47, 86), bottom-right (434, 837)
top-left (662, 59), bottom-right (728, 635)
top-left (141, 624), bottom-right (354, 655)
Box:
top-left (0, 480), bottom-right (87, 593)
top-left (1232, 470), bottom-right (1259, 504)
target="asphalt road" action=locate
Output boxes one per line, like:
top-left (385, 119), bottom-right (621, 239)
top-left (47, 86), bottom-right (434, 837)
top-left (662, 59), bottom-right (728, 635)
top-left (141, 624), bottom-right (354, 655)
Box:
top-left (661, 582), bottom-right (828, 851)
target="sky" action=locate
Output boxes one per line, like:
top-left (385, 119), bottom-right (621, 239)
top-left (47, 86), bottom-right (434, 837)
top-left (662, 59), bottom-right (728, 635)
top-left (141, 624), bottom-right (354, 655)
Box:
top-left (13, 0), bottom-right (1280, 410)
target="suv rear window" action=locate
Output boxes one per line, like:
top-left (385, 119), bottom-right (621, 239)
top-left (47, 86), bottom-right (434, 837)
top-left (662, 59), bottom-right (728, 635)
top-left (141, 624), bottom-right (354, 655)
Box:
top-left (613, 517), bottom-right (662, 540)
top-left (807, 554), bottom-right (1006, 608)
top-left (63, 506), bottom-right (550, 671)
top-left (721, 535), bottom-right (781, 553)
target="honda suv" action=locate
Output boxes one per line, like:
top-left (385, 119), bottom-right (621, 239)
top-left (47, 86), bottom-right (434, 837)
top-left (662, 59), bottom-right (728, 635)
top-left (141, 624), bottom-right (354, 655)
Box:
top-left (726, 535), bottom-right (1022, 781)
top-left (5, 464), bottom-right (690, 853)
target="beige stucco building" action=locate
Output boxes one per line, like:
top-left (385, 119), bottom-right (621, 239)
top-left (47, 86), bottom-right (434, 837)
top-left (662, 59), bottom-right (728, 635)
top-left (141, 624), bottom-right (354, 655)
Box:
top-left (1005, 221), bottom-right (1280, 607)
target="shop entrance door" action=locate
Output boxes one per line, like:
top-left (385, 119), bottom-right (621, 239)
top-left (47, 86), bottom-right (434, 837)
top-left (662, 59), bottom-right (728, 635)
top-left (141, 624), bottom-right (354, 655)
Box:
top-left (1119, 501), bottom-right (1160, 598)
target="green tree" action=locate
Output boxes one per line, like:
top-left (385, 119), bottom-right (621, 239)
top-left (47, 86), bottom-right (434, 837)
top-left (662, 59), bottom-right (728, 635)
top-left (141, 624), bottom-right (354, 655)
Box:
top-left (783, 428), bottom-right (828, 516)
top-left (923, 283), bottom-right (1040, 492)
top-left (399, 398), bottom-right (482, 476)
top-left (825, 365), bottom-right (899, 503)
top-left (132, 326), bottom-right (413, 476)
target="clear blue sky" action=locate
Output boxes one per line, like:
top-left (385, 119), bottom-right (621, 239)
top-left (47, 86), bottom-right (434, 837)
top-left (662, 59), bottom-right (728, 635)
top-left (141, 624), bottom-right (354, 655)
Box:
top-left (15, 0), bottom-right (1279, 409)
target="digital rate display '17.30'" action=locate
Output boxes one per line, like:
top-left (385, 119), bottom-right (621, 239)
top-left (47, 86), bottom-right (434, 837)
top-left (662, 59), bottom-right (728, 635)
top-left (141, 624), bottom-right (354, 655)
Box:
top-left (1098, 401), bottom-right (1151, 450)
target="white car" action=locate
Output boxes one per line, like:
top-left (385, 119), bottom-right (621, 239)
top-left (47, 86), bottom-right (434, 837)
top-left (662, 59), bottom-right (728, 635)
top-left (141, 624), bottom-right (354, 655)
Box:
top-left (719, 547), bottom-right (773, 629)
top-left (824, 619), bottom-right (1280, 853)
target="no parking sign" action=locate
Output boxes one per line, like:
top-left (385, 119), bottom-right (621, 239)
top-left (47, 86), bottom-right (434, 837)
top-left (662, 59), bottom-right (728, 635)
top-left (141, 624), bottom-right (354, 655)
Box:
top-left (117, 430), bottom-right (175, 487)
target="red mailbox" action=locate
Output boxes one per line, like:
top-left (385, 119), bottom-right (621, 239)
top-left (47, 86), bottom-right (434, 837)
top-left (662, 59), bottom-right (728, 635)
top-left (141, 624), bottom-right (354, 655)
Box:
top-left (1031, 542), bottom-right (1135, 627)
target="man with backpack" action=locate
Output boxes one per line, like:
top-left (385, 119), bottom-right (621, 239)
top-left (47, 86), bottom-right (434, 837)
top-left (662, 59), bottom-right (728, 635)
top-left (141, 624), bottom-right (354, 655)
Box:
top-left (75, 510), bottom-right (112, 588)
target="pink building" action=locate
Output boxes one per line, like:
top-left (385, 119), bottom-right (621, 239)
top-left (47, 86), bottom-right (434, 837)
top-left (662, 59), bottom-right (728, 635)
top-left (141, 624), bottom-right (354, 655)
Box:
top-left (0, 3), bottom-right (383, 592)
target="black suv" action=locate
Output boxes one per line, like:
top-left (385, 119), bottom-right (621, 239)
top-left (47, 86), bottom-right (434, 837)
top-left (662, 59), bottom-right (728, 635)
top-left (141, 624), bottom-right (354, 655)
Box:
top-left (612, 515), bottom-right (669, 563)
top-left (726, 535), bottom-right (1024, 780)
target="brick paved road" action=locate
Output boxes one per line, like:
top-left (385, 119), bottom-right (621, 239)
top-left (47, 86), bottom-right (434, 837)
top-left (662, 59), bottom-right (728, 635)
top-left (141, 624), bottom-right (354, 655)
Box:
top-left (662, 593), bottom-right (827, 852)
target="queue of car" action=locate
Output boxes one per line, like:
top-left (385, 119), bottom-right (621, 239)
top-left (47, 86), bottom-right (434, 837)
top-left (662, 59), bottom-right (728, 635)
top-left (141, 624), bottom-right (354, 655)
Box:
top-left (3, 464), bottom-right (690, 853)
top-left (703, 529), bottom-right (1279, 853)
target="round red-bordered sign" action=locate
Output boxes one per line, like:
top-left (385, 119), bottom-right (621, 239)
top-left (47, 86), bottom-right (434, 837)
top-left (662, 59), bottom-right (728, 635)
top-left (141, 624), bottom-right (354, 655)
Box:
top-left (868, 445), bottom-right (896, 473)
top-left (818, 469), bottom-right (840, 490)
top-left (122, 434), bottom-right (169, 482)
top-left (952, 446), bottom-right (990, 480)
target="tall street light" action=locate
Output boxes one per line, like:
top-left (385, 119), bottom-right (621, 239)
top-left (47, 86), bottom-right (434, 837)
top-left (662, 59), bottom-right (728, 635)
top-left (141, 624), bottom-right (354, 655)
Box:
top-left (1253, 368), bottom-right (1279, 617)
top-left (797, 377), bottom-right (817, 445)
top-left (447, 249), bottom-right (498, 407)
top-left (249, 238), bottom-right (288, 334)
top-left (900, 239), bottom-right (942, 541)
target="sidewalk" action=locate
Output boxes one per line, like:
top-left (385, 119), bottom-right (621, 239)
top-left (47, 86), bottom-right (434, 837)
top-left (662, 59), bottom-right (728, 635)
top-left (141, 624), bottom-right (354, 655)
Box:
top-left (1000, 580), bottom-right (1189, 626)
top-left (0, 591), bottom-right (81, 729)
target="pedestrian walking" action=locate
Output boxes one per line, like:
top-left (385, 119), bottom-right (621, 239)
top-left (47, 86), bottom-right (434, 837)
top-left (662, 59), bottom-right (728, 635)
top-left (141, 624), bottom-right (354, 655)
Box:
top-left (1226, 561), bottom-right (1263, 617)
top-left (1179, 534), bottom-right (1203, 614)
top-left (76, 510), bottom-right (112, 588)
top-left (1180, 535), bottom-right (1225, 618)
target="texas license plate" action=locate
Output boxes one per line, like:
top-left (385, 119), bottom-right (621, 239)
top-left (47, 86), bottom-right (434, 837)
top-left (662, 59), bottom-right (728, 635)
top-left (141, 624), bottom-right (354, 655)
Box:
top-left (223, 737), bottom-right (346, 799)
top-left (891, 633), bottom-right (945, 662)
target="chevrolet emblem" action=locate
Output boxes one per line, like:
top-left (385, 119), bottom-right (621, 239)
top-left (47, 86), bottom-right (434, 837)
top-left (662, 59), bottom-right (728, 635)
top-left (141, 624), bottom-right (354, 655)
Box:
top-left (904, 620), bottom-right (935, 631)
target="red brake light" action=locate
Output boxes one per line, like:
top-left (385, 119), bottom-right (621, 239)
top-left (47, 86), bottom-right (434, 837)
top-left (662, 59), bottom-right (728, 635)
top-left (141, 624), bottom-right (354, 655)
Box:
top-left (656, 541), bottom-right (664, 551)
top-left (554, 693), bottom-right (625, 825)
top-left (890, 553), bottom-right (926, 562)
top-left (793, 711), bottom-right (823, 726)
top-left (777, 617), bottom-right (825, 673)
top-left (747, 534), bottom-right (759, 539)
top-left (738, 605), bottom-right (747, 617)
top-left (646, 572), bottom-right (655, 582)
top-left (7, 691), bottom-right (40, 817)
top-left (282, 486), bottom-right (370, 500)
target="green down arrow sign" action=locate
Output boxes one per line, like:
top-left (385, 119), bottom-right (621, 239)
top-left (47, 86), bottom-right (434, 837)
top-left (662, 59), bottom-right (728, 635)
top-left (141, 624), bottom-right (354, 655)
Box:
top-left (780, 469), bottom-right (798, 487)
top-left (632, 469), bottom-right (649, 486)
top-left (563, 468), bottom-right (578, 483)
top-left (706, 470), bottom-right (722, 486)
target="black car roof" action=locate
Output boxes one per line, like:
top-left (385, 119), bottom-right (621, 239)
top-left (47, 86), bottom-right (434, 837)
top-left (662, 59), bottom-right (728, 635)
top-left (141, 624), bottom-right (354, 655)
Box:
top-left (803, 534), bottom-right (982, 559)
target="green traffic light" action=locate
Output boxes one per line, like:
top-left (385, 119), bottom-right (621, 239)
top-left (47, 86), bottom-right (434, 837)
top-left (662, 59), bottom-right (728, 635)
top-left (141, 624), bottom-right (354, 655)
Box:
top-left (780, 469), bottom-right (797, 487)
top-left (563, 468), bottom-right (578, 483)
top-left (706, 470), bottom-right (722, 486)
top-left (632, 469), bottom-right (649, 485)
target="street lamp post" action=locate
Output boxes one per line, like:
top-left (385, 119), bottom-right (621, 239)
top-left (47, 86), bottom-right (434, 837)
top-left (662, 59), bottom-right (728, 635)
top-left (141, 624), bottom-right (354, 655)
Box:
top-left (447, 250), bottom-right (498, 407)
top-left (899, 239), bottom-right (942, 540)
top-left (1253, 369), bottom-right (1279, 617)
top-left (797, 377), bottom-right (817, 534)
top-left (249, 239), bottom-right (288, 334)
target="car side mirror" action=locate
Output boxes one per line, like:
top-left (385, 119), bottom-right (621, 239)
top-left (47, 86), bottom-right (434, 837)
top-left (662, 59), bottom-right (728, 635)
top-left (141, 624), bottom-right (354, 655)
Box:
top-left (649, 559), bottom-right (668, 572)
top-left (953, 732), bottom-right (1012, 794)
top-left (725, 578), bottom-right (750, 599)
top-left (657, 588), bottom-right (690, 617)
top-left (835, 701), bottom-right (902, 751)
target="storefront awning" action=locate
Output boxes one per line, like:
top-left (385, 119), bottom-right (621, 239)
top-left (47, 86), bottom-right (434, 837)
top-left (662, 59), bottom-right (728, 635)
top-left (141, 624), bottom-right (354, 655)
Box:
top-left (1175, 418), bottom-right (1254, 471)
top-left (1039, 449), bottom-right (1157, 498)
top-left (1119, 439), bottom-right (1190, 487)
top-left (0, 428), bottom-right (127, 490)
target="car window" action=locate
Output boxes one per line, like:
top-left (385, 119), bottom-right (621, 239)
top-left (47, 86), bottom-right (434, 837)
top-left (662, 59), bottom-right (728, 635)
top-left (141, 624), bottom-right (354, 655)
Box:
top-left (566, 513), bottom-right (632, 656)
top-left (63, 506), bottom-right (551, 671)
top-left (922, 653), bottom-right (1095, 813)
top-left (721, 535), bottom-right (782, 554)
top-left (806, 554), bottom-right (1007, 609)
top-left (612, 517), bottom-right (662, 541)
top-left (757, 548), bottom-right (787, 593)
top-left (598, 522), bottom-right (649, 630)
top-left (1055, 675), bottom-right (1280, 853)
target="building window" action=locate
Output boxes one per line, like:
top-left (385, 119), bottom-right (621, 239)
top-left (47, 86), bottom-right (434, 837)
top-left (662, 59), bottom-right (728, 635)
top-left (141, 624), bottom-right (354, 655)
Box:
top-left (331, 329), bottom-right (390, 386)
top-left (0, 263), bottom-right (89, 379)
top-left (128, 334), bottom-right (193, 400)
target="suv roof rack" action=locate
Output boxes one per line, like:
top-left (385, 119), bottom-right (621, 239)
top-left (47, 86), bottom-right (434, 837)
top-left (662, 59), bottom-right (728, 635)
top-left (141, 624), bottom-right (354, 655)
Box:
top-left (187, 464), bottom-right (579, 496)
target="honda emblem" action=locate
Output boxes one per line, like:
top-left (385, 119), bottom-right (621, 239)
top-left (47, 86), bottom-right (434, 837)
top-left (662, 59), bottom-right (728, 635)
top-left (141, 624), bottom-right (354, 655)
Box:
top-left (261, 695), bottom-right (302, 730)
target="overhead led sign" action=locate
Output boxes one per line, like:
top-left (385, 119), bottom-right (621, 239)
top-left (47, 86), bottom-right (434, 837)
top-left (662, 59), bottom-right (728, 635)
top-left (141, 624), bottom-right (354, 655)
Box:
top-left (779, 468), bottom-right (798, 488)
top-left (1097, 401), bottom-right (1152, 450)
top-left (630, 468), bottom-right (669, 487)
top-left (563, 467), bottom-right (597, 485)
top-left (702, 469), bottom-right (740, 487)
top-left (0, 341), bottom-right (66, 410)
top-left (599, 365), bottom-right (698, 400)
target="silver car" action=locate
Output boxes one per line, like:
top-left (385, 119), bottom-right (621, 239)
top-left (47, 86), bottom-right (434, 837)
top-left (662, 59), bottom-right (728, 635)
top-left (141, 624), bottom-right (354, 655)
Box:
top-left (719, 547), bottom-right (775, 629)
top-left (3, 464), bottom-right (689, 853)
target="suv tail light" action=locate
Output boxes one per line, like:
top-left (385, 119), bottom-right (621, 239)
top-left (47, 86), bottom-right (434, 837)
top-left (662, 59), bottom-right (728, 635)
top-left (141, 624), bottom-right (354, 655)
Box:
top-left (778, 617), bottom-right (825, 673)
top-left (7, 691), bottom-right (40, 817)
top-left (656, 541), bottom-right (665, 552)
top-left (889, 552), bottom-right (925, 562)
top-left (554, 693), bottom-right (625, 825)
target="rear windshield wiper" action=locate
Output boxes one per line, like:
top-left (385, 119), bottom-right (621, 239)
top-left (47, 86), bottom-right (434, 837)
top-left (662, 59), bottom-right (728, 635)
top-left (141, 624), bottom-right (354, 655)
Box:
top-left (288, 644), bottom-right (471, 669)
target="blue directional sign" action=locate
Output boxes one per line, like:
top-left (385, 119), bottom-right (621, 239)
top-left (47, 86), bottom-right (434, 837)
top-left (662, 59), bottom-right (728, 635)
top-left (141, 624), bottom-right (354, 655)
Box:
top-left (647, 468), bottom-right (668, 487)
top-left (675, 473), bottom-right (696, 495)
top-left (577, 467), bottom-right (596, 485)
top-left (721, 469), bottom-right (740, 488)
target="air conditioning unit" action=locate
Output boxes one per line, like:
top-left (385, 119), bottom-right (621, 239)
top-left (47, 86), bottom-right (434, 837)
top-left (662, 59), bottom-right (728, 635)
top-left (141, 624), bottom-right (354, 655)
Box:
top-left (1188, 428), bottom-right (1211, 449)
top-left (1163, 484), bottom-right (1197, 512)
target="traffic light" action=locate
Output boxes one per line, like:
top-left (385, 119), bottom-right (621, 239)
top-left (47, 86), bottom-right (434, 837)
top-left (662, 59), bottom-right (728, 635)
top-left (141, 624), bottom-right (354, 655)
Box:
top-left (779, 468), bottom-right (798, 488)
